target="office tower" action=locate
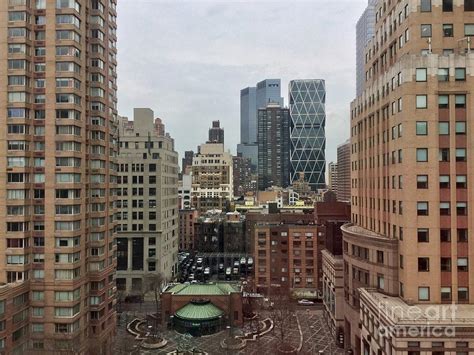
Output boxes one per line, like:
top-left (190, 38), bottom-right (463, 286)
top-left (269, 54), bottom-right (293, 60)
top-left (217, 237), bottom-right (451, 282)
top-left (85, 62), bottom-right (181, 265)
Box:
top-left (232, 155), bottom-right (253, 197)
top-left (328, 162), bottom-right (338, 191)
top-left (336, 140), bottom-right (350, 202)
top-left (238, 79), bottom-right (284, 171)
top-left (257, 103), bottom-right (290, 190)
top-left (0, 0), bottom-right (118, 352)
top-left (355, 0), bottom-right (377, 96)
top-left (181, 150), bottom-right (194, 175)
top-left (116, 108), bottom-right (179, 293)
top-left (208, 120), bottom-right (224, 144)
top-left (344, 1), bottom-right (474, 354)
top-left (289, 79), bottom-right (326, 190)
top-left (191, 143), bottom-right (233, 213)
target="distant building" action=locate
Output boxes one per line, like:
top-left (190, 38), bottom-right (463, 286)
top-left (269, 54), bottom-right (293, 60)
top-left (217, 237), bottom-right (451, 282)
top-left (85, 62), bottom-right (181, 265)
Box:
top-left (179, 209), bottom-right (199, 251)
top-left (328, 162), bottom-right (338, 191)
top-left (208, 120), bottom-right (224, 144)
top-left (154, 117), bottom-right (166, 136)
top-left (178, 174), bottom-right (192, 209)
top-left (191, 143), bottom-right (233, 212)
top-left (238, 80), bottom-right (284, 171)
top-left (336, 140), bottom-right (350, 202)
top-left (289, 79), bottom-right (326, 190)
top-left (116, 108), bottom-right (179, 293)
top-left (257, 103), bottom-right (290, 190)
top-left (232, 155), bottom-right (254, 197)
top-left (181, 150), bottom-right (194, 175)
top-left (355, 0), bottom-right (377, 96)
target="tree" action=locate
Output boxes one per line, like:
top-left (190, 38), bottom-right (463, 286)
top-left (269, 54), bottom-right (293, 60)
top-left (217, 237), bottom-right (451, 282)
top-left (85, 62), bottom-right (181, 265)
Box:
top-left (144, 272), bottom-right (166, 316)
top-left (268, 286), bottom-right (296, 350)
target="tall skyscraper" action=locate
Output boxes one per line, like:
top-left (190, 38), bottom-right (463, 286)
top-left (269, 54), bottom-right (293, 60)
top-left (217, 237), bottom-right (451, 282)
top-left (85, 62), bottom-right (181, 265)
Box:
top-left (257, 103), bottom-right (290, 190)
top-left (0, 0), bottom-right (118, 352)
top-left (238, 79), bottom-right (284, 171)
top-left (289, 79), bottom-right (326, 190)
top-left (344, 1), bottom-right (474, 354)
top-left (355, 0), bottom-right (377, 96)
top-left (336, 140), bottom-right (350, 202)
top-left (328, 162), bottom-right (338, 191)
top-left (116, 108), bottom-right (179, 294)
top-left (208, 120), bottom-right (224, 144)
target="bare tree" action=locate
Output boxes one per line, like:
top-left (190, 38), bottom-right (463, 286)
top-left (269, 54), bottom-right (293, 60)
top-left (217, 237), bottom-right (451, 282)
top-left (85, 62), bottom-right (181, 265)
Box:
top-left (144, 272), bottom-right (166, 316)
top-left (268, 286), bottom-right (296, 349)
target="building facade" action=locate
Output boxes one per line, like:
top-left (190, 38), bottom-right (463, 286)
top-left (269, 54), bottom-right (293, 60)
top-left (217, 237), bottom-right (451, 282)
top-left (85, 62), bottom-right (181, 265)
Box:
top-left (208, 120), bottom-right (224, 144)
top-left (346, 0), bottom-right (474, 354)
top-left (289, 79), bottom-right (326, 190)
top-left (328, 162), bottom-right (338, 191)
top-left (232, 155), bottom-right (254, 197)
top-left (336, 140), bottom-right (350, 202)
top-left (178, 208), bottom-right (199, 251)
top-left (0, 0), bottom-right (118, 352)
top-left (240, 86), bottom-right (257, 145)
top-left (355, 0), bottom-right (377, 96)
top-left (257, 103), bottom-right (290, 190)
top-left (191, 143), bottom-right (233, 213)
top-left (116, 108), bottom-right (179, 294)
top-left (181, 150), bottom-right (194, 176)
top-left (178, 174), bottom-right (192, 210)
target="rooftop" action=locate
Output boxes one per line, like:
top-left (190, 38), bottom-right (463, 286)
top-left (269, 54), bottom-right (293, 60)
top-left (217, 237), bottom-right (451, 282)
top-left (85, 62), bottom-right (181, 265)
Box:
top-left (175, 300), bottom-right (224, 320)
top-left (165, 283), bottom-right (240, 296)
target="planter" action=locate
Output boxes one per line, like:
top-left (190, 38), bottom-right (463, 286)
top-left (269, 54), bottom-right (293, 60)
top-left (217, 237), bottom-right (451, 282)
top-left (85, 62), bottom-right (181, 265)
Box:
top-left (140, 338), bottom-right (168, 349)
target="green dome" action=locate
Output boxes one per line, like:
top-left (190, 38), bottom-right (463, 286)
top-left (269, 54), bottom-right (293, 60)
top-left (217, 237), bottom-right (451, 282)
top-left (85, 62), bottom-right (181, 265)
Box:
top-left (175, 300), bottom-right (224, 321)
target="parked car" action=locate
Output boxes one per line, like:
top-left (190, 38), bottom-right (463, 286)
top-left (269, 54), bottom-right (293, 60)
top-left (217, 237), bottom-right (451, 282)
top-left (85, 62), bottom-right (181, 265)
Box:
top-left (298, 299), bottom-right (315, 306)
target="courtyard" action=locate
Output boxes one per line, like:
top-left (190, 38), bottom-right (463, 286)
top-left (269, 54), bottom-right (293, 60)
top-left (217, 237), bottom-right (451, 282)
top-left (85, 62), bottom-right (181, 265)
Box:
top-left (115, 300), bottom-right (344, 354)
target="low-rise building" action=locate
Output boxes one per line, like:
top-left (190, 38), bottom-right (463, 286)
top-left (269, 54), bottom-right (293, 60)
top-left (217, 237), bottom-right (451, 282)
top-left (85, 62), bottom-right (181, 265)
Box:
top-left (178, 209), bottom-right (199, 251)
top-left (161, 283), bottom-right (243, 336)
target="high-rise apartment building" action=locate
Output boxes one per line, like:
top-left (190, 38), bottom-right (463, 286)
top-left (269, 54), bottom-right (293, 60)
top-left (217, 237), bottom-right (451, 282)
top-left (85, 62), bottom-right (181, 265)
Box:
top-left (355, 0), bottom-right (377, 96)
top-left (328, 162), bottom-right (338, 191)
top-left (208, 120), bottom-right (224, 144)
top-left (181, 150), bottom-right (194, 175)
top-left (116, 108), bottom-right (179, 294)
top-left (232, 155), bottom-right (254, 197)
top-left (191, 143), bottom-right (233, 213)
top-left (257, 103), bottom-right (290, 190)
top-left (336, 140), bottom-right (350, 202)
top-left (238, 79), bottom-right (284, 171)
top-left (289, 79), bottom-right (326, 190)
top-left (345, 1), bottom-right (474, 354)
top-left (0, 0), bottom-right (118, 352)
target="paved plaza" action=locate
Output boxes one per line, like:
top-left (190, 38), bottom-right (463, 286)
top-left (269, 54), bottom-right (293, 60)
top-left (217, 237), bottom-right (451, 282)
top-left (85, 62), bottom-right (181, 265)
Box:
top-left (115, 302), bottom-right (345, 355)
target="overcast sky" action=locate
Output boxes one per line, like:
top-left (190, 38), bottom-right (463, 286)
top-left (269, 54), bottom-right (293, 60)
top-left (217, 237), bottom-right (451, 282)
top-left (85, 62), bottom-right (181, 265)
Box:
top-left (117, 0), bottom-right (367, 165)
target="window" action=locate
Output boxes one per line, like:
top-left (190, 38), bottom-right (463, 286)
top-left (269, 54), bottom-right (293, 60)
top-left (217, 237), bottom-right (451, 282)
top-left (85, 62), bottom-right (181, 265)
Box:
top-left (417, 202), bottom-right (428, 216)
top-left (455, 95), bottom-right (466, 108)
top-left (417, 175), bottom-right (428, 189)
top-left (439, 122), bottom-right (449, 135)
top-left (441, 257), bottom-right (451, 271)
top-left (438, 68), bottom-right (449, 81)
top-left (415, 121), bottom-right (427, 135)
top-left (465, 24), bottom-right (474, 36)
top-left (418, 228), bottom-right (429, 242)
top-left (440, 202), bottom-right (450, 215)
top-left (457, 202), bottom-right (468, 215)
top-left (416, 95), bottom-right (427, 108)
top-left (458, 287), bottom-right (469, 301)
top-left (456, 148), bottom-right (467, 162)
top-left (466, 0), bottom-right (474, 11)
top-left (416, 68), bottom-right (427, 81)
top-left (455, 121), bottom-right (466, 135)
top-left (453, 68), bottom-right (466, 83)
top-left (419, 287), bottom-right (430, 301)
top-left (439, 148), bottom-right (450, 162)
top-left (441, 287), bottom-right (452, 301)
top-left (438, 175), bottom-right (450, 189)
top-left (421, 24), bottom-right (432, 37)
top-left (439, 95), bottom-right (449, 108)
top-left (421, 0), bottom-right (431, 11)
top-left (443, 0), bottom-right (453, 11)
top-left (458, 258), bottom-right (468, 271)
top-left (443, 24), bottom-right (453, 37)
top-left (456, 175), bottom-right (467, 189)
top-left (441, 229), bottom-right (451, 242)
top-left (417, 148), bottom-right (428, 162)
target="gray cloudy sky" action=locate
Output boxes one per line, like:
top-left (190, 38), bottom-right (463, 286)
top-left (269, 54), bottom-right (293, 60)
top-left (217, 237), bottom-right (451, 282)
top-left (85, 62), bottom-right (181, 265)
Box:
top-left (117, 0), bottom-right (367, 164)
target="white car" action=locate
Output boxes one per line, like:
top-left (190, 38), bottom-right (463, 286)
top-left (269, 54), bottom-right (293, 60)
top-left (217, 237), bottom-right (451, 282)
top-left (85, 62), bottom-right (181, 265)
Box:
top-left (298, 299), bottom-right (315, 306)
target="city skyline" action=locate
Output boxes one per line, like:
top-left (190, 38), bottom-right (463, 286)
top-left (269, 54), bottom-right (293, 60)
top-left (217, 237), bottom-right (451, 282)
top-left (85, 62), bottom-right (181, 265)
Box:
top-left (117, 0), bottom-right (368, 163)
